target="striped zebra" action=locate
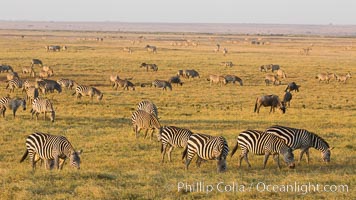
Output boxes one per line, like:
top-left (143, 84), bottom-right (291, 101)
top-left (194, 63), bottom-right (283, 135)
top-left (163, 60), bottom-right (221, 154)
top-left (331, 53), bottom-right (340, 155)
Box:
top-left (30, 97), bottom-right (55, 122)
top-left (113, 78), bottom-right (135, 91)
top-left (230, 130), bottom-right (295, 169)
top-left (137, 100), bottom-right (158, 117)
top-left (0, 96), bottom-right (26, 118)
top-left (20, 132), bottom-right (82, 170)
top-left (22, 66), bottom-right (36, 77)
top-left (57, 78), bottom-right (76, 90)
top-left (183, 133), bottom-right (229, 173)
top-left (157, 126), bottom-right (193, 163)
top-left (131, 110), bottom-right (161, 140)
top-left (207, 74), bottom-right (227, 86)
top-left (265, 125), bottom-right (333, 163)
top-left (140, 63), bottom-right (158, 72)
top-left (145, 45), bottom-right (157, 53)
top-left (72, 85), bottom-right (103, 101)
top-left (6, 79), bottom-right (23, 93)
top-left (24, 86), bottom-right (39, 104)
top-left (152, 80), bottom-right (172, 91)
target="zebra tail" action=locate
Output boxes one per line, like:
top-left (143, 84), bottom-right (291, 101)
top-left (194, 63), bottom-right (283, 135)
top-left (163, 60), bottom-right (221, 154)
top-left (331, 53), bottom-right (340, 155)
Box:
top-left (230, 142), bottom-right (239, 158)
top-left (20, 149), bottom-right (28, 163)
top-left (182, 147), bottom-right (188, 160)
top-left (254, 98), bottom-right (258, 112)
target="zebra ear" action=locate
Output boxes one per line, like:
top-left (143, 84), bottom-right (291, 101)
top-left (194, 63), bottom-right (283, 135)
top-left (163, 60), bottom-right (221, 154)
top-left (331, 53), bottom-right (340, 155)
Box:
top-left (329, 147), bottom-right (334, 150)
top-left (78, 149), bottom-right (83, 155)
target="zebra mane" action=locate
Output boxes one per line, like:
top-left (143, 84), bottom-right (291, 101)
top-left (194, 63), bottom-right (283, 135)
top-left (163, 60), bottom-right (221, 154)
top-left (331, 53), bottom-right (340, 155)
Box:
top-left (311, 131), bottom-right (330, 148)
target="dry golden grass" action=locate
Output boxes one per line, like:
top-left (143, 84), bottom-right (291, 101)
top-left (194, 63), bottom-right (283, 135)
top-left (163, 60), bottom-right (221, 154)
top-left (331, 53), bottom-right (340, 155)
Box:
top-left (0, 29), bottom-right (355, 199)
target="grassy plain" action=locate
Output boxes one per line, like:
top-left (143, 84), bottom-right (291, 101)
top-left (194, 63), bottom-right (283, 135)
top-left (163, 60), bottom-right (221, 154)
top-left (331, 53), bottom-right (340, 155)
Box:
top-left (0, 29), bottom-right (355, 199)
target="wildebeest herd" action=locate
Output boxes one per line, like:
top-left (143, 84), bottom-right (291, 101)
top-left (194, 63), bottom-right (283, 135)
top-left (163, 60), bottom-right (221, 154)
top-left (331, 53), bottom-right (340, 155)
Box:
top-left (0, 41), bottom-right (350, 173)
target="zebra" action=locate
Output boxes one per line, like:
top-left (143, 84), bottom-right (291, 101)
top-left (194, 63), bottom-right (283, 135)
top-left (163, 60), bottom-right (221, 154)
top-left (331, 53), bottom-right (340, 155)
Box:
top-left (0, 96), bottom-right (26, 118)
top-left (6, 78), bottom-right (23, 93)
top-left (168, 75), bottom-right (183, 86)
top-left (183, 133), bottom-right (229, 173)
top-left (22, 66), bottom-right (36, 77)
top-left (265, 125), bottom-right (333, 163)
top-left (46, 45), bottom-right (61, 52)
top-left (20, 132), bottom-right (82, 170)
top-left (140, 63), bottom-right (158, 72)
top-left (260, 64), bottom-right (272, 72)
top-left (72, 85), bottom-right (103, 101)
top-left (207, 75), bottom-right (227, 86)
top-left (0, 65), bottom-right (14, 73)
top-left (220, 61), bottom-right (233, 67)
top-left (265, 74), bottom-right (281, 86)
top-left (31, 59), bottom-right (43, 67)
top-left (39, 69), bottom-right (54, 78)
top-left (276, 69), bottom-right (287, 79)
top-left (30, 97), bottom-right (55, 122)
top-left (57, 78), bottom-right (76, 90)
top-left (113, 78), bottom-right (135, 91)
top-left (152, 80), bottom-right (172, 91)
top-left (109, 74), bottom-right (120, 87)
top-left (230, 130), bottom-right (295, 169)
top-left (123, 47), bottom-right (132, 54)
top-left (137, 100), bottom-right (158, 118)
top-left (222, 48), bottom-right (228, 56)
top-left (145, 45), bottom-right (157, 53)
top-left (254, 94), bottom-right (286, 114)
top-left (24, 86), bottom-right (39, 104)
top-left (131, 110), bottom-right (161, 140)
top-left (336, 72), bottom-right (352, 83)
top-left (157, 126), bottom-right (193, 163)
top-left (315, 72), bottom-right (336, 83)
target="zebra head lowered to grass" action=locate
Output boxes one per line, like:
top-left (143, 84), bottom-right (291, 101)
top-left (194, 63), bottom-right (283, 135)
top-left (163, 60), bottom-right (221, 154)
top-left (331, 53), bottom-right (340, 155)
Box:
top-left (230, 130), bottom-right (295, 169)
top-left (157, 126), bottom-right (193, 163)
top-left (0, 96), bottom-right (26, 119)
top-left (20, 132), bottom-right (82, 170)
top-left (131, 110), bottom-right (161, 140)
top-left (183, 133), bottom-right (229, 173)
top-left (254, 94), bottom-right (286, 114)
top-left (72, 85), bottom-right (103, 101)
top-left (30, 97), bottom-right (55, 122)
top-left (152, 80), bottom-right (172, 91)
top-left (265, 125), bottom-right (333, 163)
top-left (137, 100), bottom-right (158, 118)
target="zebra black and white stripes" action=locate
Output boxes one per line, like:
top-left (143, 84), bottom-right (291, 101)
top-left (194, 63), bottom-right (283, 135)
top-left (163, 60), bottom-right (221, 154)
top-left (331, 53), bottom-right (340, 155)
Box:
top-left (0, 96), bottom-right (26, 118)
top-left (230, 130), bottom-right (295, 169)
top-left (265, 125), bottom-right (333, 163)
top-left (6, 79), bottom-right (23, 93)
top-left (131, 110), bottom-right (161, 140)
top-left (20, 132), bottom-right (82, 170)
top-left (158, 126), bottom-right (193, 162)
top-left (184, 133), bottom-right (229, 173)
top-left (72, 85), bottom-right (103, 101)
top-left (152, 80), bottom-right (172, 91)
top-left (57, 78), bottom-right (76, 90)
top-left (30, 97), bottom-right (55, 122)
top-left (137, 100), bottom-right (158, 118)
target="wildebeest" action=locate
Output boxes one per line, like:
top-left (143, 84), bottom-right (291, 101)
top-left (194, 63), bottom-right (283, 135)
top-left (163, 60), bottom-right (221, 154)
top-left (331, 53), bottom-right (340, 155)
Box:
top-left (315, 72), bottom-right (337, 83)
top-left (184, 69), bottom-right (200, 79)
top-left (336, 72), bottom-right (352, 83)
top-left (283, 91), bottom-right (292, 107)
top-left (260, 64), bottom-right (272, 72)
top-left (265, 74), bottom-right (280, 86)
top-left (31, 59), bottom-right (43, 67)
top-left (22, 66), bottom-right (36, 77)
top-left (36, 79), bottom-right (62, 94)
top-left (168, 75), bottom-right (183, 86)
top-left (276, 69), bottom-right (287, 79)
top-left (207, 75), bottom-right (227, 86)
top-left (145, 45), bottom-right (157, 53)
top-left (0, 65), bottom-right (13, 73)
top-left (271, 64), bottom-right (280, 72)
top-left (254, 94), bottom-right (286, 114)
top-left (177, 70), bottom-right (184, 77)
top-left (140, 63), bottom-right (158, 72)
top-left (285, 82), bottom-right (300, 92)
top-left (224, 75), bottom-right (243, 86)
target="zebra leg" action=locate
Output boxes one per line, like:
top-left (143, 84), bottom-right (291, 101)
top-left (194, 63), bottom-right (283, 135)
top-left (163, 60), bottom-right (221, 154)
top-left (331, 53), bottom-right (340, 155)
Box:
top-left (59, 158), bottom-right (66, 170)
top-left (161, 144), bottom-right (167, 163)
top-left (263, 153), bottom-right (271, 169)
top-left (167, 146), bottom-right (174, 162)
top-left (305, 149), bottom-right (310, 164)
top-left (36, 113), bottom-right (39, 121)
top-left (144, 129), bottom-right (149, 139)
top-left (273, 154), bottom-right (281, 169)
top-left (135, 126), bottom-right (141, 138)
top-left (53, 156), bottom-right (60, 170)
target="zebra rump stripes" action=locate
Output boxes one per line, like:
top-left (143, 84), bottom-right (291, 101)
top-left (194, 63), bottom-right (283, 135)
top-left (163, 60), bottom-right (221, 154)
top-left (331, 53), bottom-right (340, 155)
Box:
top-left (30, 97), bottom-right (55, 122)
top-left (265, 125), bottom-right (333, 163)
top-left (137, 100), bottom-right (158, 118)
top-left (72, 85), bottom-right (103, 101)
top-left (184, 133), bottom-right (229, 173)
top-left (131, 110), bottom-right (161, 140)
top-left (20, 132), bottom-right (82, 170)
top-left (230, 130), bottom-right (295, 169)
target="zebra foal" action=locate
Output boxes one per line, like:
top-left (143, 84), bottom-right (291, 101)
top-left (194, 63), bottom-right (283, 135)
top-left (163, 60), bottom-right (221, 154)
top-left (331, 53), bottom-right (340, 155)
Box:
top-left (131, 110), bottom-right (161, 140)
top-left (183, 133), bottom-right (229, 173)
top-left (230, 130), bottom-right (295, 169)
top-left (20, 132), bottom-right (82, 170)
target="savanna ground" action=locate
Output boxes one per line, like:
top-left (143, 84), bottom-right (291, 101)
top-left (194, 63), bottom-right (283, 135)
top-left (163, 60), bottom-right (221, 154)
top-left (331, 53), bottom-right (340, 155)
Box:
top-left (0, 29), bottom-right (355, 199)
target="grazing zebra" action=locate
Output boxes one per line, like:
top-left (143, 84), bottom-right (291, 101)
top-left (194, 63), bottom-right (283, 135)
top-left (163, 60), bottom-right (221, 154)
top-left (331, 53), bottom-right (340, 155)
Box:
top-left (145, 45), bottom-right (157, 53)
top-left (276, 69), bottom-right (287, 79)
top-left (208, 75), bottom-right (227, 86)
top-left (6, 71), bottom-right (19, 81)
top-left (0, 65), bottom-right (14, 73)
top-left (254, 94), bottom-right (286, 114)
top-left (168, 75), bottom-right (183, 86)
top-left (283, 91), bottom-right (292, 107)
top-left (137, 100), bottom-right (158, 117)
top-left (316, 72), bottom-right (336, 83)
top-left (152, 80), bottom-right (172, 91)
top-left (265, 125), bottom-right (333, 163)
top-left (230, 130), bottom-right (295, 169)
top-left (113, 78), bottom-right (135, 91)
top-left (224, 75), bottom-right (243, 86)
top-left (177, 70), bottom-right (184, 77)
top-left (22, 66), bottom-right (36, 77)
top-left (140, 63), bottom-right (158, 72)
top-left (24, 86), bottom-right (39, 104)
top-left (183, 133), bottom-right (229, 173)
top-left (39, 69), bottom-right (54, 78)
top-left (72, 85), bottom-right (103, 101)
top-left (6, 79), bottom-right (23, 93)
top-left (222, 48), bottom-right (228, 56)
top-left (46, 45), bottom-right (61, 52)
top-left (336, 72), bottom-right (352, 83)
top-left (30, 97), bottom-right (55, 122)
top-left (20, 132), bottom-right (82, 170)
top-left (31, 59), bottom-right (43, 67)
top-left (184, 69), bottom-right (200, 79)
top-left (285, 82), bottom-right (300, 92)
top-left (109, 74), bottom-right (120, 86)
top-left (0, 96), bottom-right (26, 118)
top-left (265, 74), bottom-right (280, 86)
top-left (260, 64), bottom-right (272, 72)
top-left (158, 126), bottom-right (193, 163)
top-left (220, 61), bottom-right (233, 67)
top-left (131, 110), bottom-right (161, 140)
top-left (57, 78), bottom-right (76, 90)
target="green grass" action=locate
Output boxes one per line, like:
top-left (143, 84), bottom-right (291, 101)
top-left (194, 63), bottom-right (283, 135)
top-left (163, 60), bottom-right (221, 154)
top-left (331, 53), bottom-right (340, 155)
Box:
top-left (0, 30), bottom-right (355, 199)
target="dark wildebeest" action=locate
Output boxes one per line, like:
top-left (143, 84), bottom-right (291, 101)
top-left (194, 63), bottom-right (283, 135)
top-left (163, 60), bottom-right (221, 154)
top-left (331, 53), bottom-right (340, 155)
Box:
top-left (0, 65), bottom-right (14, 73)
top-left (283, 91), bottom-right (292, 107)
top-left (285, 82), bottom-right (300, 92)
top-left (31, 59), bottom-right (43, 67)
top-left (184, 70), bottom-right (200, 79)
top-left (271, 65), bottom-right (280, 72)
top-left (224, 75), bottom-right (243, 86)
top-left (140, 63), bottom-right (158, 72)
top-left (254, 95), bottom-right (286, 114)
top-left (36, 79), bottom-right (62, 94)
top-left (168, 75), bottom-right (183, 86)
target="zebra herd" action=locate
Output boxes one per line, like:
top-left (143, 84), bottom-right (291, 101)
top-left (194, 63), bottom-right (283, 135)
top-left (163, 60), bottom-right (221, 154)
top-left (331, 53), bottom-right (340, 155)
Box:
top-left (131, 100), bottom-right (332, 173)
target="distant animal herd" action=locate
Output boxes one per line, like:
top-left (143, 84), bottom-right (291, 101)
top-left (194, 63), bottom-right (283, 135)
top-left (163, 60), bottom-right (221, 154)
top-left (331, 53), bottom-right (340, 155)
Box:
top-left (0, 41), bottom-right (350, 172)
